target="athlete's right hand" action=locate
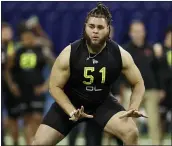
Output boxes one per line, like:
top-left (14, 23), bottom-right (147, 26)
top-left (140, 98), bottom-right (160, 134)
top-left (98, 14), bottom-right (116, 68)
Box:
top-left (69, 106), bottom-right (94, 122)
top-left (10, 83), bottom-right (20, 97)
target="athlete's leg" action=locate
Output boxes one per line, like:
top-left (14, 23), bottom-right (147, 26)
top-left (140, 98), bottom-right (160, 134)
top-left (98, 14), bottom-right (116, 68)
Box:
top-left (104, 111), bottom-right (139, 145)
top-left (94, 96), bottom-right (137, 145)
top-left (32, 102), bottom-right (79, 145)
top-left (32, 124), bottom-right (64, 145)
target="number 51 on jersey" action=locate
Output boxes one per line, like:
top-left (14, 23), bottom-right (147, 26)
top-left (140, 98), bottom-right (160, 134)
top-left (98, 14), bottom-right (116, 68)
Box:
top-left (83, 67), bottom-right (106, 85)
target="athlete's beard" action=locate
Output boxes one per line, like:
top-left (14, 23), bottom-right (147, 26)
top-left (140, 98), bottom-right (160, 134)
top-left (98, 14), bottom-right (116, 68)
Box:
top-left (84, 31), bottom-right (109, 53)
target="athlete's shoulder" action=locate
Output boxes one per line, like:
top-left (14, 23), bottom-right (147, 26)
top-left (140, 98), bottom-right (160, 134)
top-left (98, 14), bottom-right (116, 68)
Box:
top-left (60, 45), bottom-right (71, 56)
top-left (54, 45), bottom-right (71, 70)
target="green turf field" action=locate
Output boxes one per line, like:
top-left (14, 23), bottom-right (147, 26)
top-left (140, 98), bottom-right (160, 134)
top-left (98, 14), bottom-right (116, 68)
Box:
top-left (5, 134), bottom-right (171, 145)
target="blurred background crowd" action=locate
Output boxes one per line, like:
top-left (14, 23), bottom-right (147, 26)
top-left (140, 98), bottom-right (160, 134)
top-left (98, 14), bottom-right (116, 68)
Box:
top-left (1, 1), bottom-right (172, 145)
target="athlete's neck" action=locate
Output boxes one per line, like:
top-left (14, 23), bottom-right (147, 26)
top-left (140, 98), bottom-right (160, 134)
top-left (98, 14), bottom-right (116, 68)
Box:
top-left (86, 41), bottom-right (106, 54)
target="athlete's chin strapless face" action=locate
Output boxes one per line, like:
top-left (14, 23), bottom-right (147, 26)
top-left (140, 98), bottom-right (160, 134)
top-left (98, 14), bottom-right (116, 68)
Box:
top-left (85, 17), bottom-right (109, 45)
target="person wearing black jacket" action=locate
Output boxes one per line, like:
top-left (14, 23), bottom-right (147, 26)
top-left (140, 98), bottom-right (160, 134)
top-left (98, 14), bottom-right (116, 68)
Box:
top-left (121, 20), bottom-right (161, 145)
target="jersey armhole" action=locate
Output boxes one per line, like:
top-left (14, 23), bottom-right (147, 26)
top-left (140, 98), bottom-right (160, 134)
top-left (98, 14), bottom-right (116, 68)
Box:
top-left (108, 40), bottom-right (123, 71)
top-left (70, 39), bottom-right (82, 71)
top-left (117, 45), bottom-right (123, 71)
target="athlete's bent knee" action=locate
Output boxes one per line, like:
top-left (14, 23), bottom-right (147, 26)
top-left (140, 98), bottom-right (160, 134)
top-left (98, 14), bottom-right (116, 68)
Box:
top-left (123, 127), bottom-right (139, 143)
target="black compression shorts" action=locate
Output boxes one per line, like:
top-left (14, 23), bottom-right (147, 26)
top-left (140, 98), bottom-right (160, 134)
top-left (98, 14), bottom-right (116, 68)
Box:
top-left (42, 95), bottom-right (125, 136)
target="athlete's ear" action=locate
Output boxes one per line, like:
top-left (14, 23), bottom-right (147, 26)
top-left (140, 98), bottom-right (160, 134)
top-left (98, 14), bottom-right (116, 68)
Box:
top-left (108, 25), bottom-right (111, 37)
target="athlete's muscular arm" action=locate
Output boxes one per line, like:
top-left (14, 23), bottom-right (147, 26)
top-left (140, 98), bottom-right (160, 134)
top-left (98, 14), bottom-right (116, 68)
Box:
top-left (49, 45), bottom-right (76, 116)
top-left (119, 46), bottom-right (145, 111)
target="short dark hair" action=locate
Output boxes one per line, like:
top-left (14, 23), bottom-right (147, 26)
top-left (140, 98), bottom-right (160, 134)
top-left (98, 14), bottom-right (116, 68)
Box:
top-left (85, 2), bottom-right (112, 25)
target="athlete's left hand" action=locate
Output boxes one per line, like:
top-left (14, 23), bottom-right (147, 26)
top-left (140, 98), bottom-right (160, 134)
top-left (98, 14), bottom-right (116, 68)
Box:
top-left (119, 109), bottom-right (148, 119)
top-left (34, 84), bottom-right (48, 95)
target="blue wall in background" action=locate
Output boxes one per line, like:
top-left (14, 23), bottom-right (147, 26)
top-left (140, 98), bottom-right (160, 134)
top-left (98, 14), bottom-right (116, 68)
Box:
top-left (2, 1), bottom-right (172, 54)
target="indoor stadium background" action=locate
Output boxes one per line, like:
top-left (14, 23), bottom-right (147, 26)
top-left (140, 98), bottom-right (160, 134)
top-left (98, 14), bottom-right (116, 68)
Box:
top-left (1, 1), bottom-right (172, 145)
